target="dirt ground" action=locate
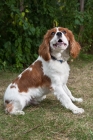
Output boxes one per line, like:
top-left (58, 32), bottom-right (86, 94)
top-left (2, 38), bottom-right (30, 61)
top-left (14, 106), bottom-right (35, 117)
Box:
top-left (68, 61), bottom-right (93, 100)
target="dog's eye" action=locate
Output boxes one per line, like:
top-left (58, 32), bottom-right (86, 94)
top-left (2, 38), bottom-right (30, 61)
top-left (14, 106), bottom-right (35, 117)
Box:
top-left (51, 32), bottom-right (55, 36)
top-left (62, 30), bottom-right (66, 34)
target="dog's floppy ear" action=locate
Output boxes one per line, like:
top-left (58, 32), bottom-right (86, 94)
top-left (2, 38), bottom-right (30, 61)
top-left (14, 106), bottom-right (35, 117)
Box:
top-left (68, 30), bottom-right (81, 58)
top-left (39, 31), bottom-right (51, 61)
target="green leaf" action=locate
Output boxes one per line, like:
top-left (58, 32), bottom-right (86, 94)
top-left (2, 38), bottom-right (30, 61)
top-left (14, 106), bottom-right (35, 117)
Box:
top-left (75, 19), bottom-right (81, 25)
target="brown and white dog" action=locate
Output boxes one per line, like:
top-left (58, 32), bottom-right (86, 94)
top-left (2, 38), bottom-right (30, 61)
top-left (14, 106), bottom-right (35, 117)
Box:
top-left (4, 27), bottom-right (84, 115)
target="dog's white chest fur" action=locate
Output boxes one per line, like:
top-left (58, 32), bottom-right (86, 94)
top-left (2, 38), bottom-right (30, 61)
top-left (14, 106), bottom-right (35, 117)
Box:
top-left (39, 56), bottom-right (70, 86)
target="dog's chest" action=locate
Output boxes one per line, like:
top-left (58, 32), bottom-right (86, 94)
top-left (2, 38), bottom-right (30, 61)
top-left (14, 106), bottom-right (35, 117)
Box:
top-left (42, 60), bottom-right (70, 84)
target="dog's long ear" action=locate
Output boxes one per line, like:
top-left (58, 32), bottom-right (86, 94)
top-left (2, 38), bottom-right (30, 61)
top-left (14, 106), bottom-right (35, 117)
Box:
top-left (69, 30), bottom-right (81, 58)
top-left (39, 32), bottom-right (51, 61)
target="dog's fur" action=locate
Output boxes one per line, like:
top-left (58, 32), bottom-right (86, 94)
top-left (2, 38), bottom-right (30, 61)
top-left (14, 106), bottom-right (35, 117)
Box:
top-left (4, 27), bottom-right (84, 115)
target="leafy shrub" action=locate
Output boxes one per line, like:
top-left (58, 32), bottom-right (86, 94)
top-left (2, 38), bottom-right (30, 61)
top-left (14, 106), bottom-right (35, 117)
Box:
top-left (0, 0), bottom-right (57, 70)
top-left (57, 0), bottom-right (93, 53)
top-left (0, 0), bottom-right (93, 71)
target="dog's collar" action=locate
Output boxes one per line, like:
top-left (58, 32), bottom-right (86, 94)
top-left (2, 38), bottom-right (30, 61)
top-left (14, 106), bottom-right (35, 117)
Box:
top-left (51, 55), bottom-right (64, 63)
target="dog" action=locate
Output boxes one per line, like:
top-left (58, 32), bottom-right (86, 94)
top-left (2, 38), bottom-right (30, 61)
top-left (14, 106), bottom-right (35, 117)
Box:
top-left (4, 27), bottom-right (84, 115)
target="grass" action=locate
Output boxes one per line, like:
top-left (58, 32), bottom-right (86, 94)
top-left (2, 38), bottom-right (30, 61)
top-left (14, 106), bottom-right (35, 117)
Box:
top-left (0, 58), bottom-right (93, 140)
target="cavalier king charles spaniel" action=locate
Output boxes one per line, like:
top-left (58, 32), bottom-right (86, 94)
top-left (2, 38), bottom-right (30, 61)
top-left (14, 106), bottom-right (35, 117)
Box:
top-left (4, 27), bottom-right (84, 115)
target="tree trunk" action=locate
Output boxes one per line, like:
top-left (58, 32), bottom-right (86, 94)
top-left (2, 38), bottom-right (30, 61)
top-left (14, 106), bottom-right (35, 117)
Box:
top-left (80, 0), bottom-right (84, 12)
top-left (78, 0), bottom-right (85, 40)
top-left (20, 0), bottom-right (24, 12)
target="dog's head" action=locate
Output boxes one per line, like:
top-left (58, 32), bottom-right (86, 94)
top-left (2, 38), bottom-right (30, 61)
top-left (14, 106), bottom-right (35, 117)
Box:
top-left (39, 27), bottom-right (81, 61)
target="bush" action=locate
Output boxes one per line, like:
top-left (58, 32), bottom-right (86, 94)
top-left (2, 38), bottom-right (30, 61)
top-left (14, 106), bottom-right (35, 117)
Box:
top-left (0, 0), bottom-right (93, 71)
top-left (0, 0), bottom-right (57, 70)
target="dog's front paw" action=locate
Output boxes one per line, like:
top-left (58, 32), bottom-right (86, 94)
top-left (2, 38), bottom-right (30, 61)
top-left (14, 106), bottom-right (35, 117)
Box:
top-left (72, 97), bottom-right (83, 103)
top-left (76, 98), bottom-right (83, 103)
top-left (19, 111), bottom-right (25, 115)
top-left (72, 108), bottom-right (84, 114)
top-left (14, 110), bottom-right (25, 115)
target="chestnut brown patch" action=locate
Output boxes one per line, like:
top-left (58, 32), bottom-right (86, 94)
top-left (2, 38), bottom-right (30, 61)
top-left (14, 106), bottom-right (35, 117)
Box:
top-left (12, 61), bottom-right (51, 92)
top-left (39, 28), bottom-right (57, 61)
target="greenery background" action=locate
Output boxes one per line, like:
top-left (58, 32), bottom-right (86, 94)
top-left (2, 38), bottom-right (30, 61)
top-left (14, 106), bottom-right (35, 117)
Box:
top-left (0, 0), bottom-right (93, 71)
top-left (0, 1), bottom-right (93, 139)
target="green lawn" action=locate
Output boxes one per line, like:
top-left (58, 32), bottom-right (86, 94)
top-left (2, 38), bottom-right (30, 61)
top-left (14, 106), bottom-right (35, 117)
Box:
top-left (0, 59), bottom-right (93, 140)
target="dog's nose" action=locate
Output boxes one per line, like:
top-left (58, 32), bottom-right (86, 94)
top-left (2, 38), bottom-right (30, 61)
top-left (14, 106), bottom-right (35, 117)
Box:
top-left (56, 32), bottom-right (62, 37)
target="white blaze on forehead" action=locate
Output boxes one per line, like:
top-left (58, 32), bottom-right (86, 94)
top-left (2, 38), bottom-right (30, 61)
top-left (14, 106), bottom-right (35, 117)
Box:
top-left (50, 27), bottom-right (68, 45)
top-left (56, 27), bottom-right (59, 32)
top-left (55, 27), bottom-right (61, 32)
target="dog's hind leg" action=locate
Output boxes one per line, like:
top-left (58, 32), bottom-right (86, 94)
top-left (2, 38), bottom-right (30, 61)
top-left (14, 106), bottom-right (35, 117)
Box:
top-left (5, 101), bottom-right (25, 115)
top-left (36, 95), bottom-right (46, 102)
